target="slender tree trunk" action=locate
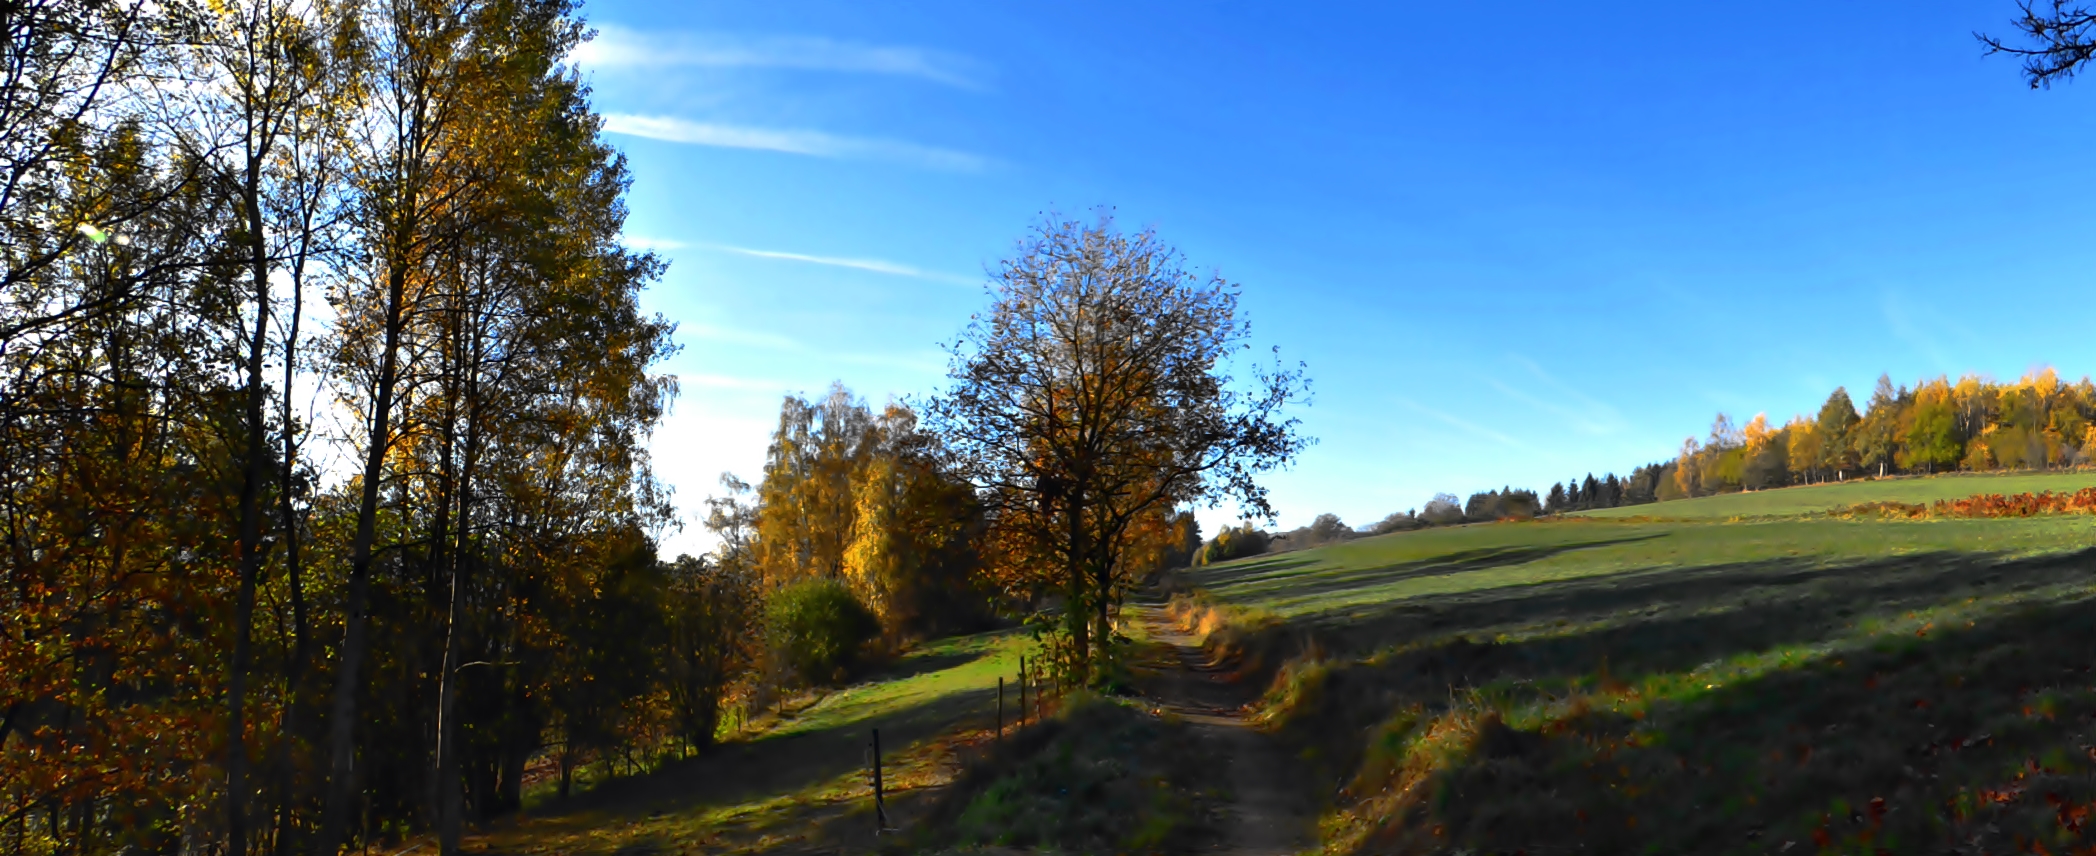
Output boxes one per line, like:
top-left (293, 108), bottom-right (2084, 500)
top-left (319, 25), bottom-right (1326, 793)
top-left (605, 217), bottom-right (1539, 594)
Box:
top-left (228, 147), bottom-right (274, 856)
top-left (433, 545), bottom-right (465, 854)
top-left (315, 258), bottom-right (410, 856)
top-left (274, 223), bottom-right (310, 856)
top-left (433, 339), bottom-right (481, 855)
top-left (424, 334), bottom-right (458, 845)
top-left (1064, 496), bottom-right (1089, 681)
top-left (1092, 555), bottom-right (1111, 680)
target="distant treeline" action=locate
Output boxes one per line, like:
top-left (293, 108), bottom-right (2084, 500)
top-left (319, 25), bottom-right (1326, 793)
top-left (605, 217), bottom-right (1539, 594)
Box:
top-left (1663, 369), bottom-right (2096, 495)
top-left (1194, 369), bottom-right (2096, 565)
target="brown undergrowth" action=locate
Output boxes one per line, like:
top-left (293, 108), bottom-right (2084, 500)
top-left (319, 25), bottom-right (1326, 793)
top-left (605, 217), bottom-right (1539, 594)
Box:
top-left (1162, 587), bottom-right (1304, 691)
top-left (1836, 487), bottom-right (2096, 520)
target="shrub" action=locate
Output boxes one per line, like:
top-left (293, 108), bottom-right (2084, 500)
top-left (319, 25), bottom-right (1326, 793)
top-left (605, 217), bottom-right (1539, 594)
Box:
top-left (762, 577), bottom-right (879, 685)
top-left (1421, 492), bottom-right (1465, 525)
top-left (1194, 522), bottom-right (1269, 565)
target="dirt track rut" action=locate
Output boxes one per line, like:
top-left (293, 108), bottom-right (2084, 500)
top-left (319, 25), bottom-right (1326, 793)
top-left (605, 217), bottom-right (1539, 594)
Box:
top-left (1131, 602), bottom-right (1315, 855)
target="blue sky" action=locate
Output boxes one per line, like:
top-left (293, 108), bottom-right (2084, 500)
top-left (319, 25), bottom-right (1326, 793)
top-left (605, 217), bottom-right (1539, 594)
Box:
top-left (569, 1), bottom-right (2096, 558)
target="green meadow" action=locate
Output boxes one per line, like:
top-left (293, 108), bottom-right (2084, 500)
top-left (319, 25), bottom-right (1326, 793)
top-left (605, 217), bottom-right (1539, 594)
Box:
top-left (1186, 473), bottom-right (2096, 854)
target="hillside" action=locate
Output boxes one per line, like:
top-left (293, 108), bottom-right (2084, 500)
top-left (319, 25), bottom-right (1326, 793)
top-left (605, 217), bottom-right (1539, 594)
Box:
top-left (1179, 471), bottom-right (2096, 853)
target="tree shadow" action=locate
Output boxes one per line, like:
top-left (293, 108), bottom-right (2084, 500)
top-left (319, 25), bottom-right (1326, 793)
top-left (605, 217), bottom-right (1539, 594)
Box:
top-left (1203, 532), bottom-right (1673, 608)
top-left (470, 678), bottom-right (998, 854)
top-left (1188, 555), bottom-right (1324, 590)
top-left (1297, 546), bottom-right (2096, 674)
top-left (1254, 543), bottom-right (2096, 852)
top-left (1411, 572), bottom-right (2096, 853)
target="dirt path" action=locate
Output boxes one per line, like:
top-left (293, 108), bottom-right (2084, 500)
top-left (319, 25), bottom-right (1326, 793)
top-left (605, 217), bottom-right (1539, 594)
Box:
top-left (1130, 601), bottom-right (1316, 855)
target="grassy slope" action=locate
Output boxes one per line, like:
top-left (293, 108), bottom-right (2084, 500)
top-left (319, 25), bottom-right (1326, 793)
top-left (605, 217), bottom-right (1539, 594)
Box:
top-left (1187, 475), bottom-right (2096, 854)
top-left (468, 632), bottom-right (1030, 855)
top-left (1577, 469), bottom-right (2096, 519)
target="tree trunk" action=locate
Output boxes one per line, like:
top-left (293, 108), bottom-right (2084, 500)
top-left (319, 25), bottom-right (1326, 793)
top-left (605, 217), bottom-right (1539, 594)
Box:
top-left (227, 148), bottom-right (273, 856)
top-left (315, 259), bottom-right (410, 856)
top-left (273, 211), bottom-right (310, 856)
top-left (433, 549), bottom-right (465, 855)
top-left (435, 358), bottom-right (485, 856)
top-left (1092, 557), bottom-right (1111, 683)
top-left (1064, 496), bottom-right (1089, 681)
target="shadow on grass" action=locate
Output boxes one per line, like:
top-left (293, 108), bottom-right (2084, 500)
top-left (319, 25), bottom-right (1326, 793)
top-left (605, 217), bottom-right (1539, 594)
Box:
top-left (1202, 533), bottom-right (1672, 609)
top-left (1302, 546), bottom-right (2096, 678)
top-left (1258, 545), bottom-right (2096, 852)
top-left (558, 686), bottom-right (987, 817)
top-left (1188, 555), bottom-right (1324, 589)
top-left (473, 685), bottom-right (996, 855)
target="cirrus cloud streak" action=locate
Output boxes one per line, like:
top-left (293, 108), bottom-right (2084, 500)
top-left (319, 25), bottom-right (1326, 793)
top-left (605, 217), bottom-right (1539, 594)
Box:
top-left (574, 26), bottom-right (985, 90)
top-left (602, 113), bottom-right (991, 172)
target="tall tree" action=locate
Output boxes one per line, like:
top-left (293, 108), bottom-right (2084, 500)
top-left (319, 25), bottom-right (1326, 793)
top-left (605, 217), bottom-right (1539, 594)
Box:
top-left (1815, 387), bottom-right (1860, 478)
top-left (1854, 375), bottom-right (1903, 479)
top-left (926, 212), bottom-right (1308, 682)
top-left (752, 385), bottom-right (879, 587)
top-left (314, 0), bottom-right (498, 844)
top-left (186, 0), bottom-right (350, 846)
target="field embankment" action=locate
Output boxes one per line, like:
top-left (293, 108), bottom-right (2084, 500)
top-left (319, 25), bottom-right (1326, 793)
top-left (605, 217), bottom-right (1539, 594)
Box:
top-left (1186, 474), bottom-right (2096, 853)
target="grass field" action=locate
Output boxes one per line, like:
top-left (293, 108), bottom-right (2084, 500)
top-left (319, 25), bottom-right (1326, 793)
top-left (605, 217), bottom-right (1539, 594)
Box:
top-left (468, 631), bottom-right (1031, 854)
top-left (1576, 469), bottom-right (2096, 520)
top-left (1185, 474), bottom-right (2096, 854)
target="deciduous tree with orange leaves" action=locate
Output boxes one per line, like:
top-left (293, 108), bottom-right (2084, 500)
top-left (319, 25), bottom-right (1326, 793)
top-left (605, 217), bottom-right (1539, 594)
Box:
top-left (926, 212), bottom-right (1309, 685)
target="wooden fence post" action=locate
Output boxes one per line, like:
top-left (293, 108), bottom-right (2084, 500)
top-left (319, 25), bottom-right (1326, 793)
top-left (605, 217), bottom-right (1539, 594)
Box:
top-left (871, 728), bottom-right (889, 832)
top-left (996, 676), bottom-right (1004, 740)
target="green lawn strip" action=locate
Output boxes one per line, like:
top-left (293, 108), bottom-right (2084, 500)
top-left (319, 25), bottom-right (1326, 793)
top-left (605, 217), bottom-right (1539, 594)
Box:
top-left (1577, 470), bottom-right (2096, 520)
top-left (769, 631), bottom-right (1028, 738)
top-left (474, 630), bottom-right (1032, 854)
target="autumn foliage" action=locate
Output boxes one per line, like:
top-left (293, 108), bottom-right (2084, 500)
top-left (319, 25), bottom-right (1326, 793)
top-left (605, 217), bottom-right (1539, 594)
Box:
top-left (1836, 488), bottom-right (2096, 520)
top-left (0, 0), bottom-right (725, 852)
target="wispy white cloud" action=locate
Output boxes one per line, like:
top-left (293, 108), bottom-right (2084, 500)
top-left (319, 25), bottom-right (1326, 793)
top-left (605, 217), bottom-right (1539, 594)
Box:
top-left (1485, 378), bottom-right (1613, 436)
top-left (574, 26), bottom-right (985, 90)
top-left (835, 350), bottom-right (949, 375)
top-left (621, 235), bottom-right (687, 252)
top-left (1880, 289), bottom-right (1957, 375)
top-left (1489, 355), bottom-right (1629, 436)
top-left (681, 373), bottom-right (795, 392)
top-left (602, 114), bottom-right (991, 172)
top-left (682, 322), bottom-right (801, 351)
top-left (677, 323), bottom-right (945, 376)
top-left (708, 244), bottom-right (977, 286)
top-left (1395, 396), bottom-right (1537, 453)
